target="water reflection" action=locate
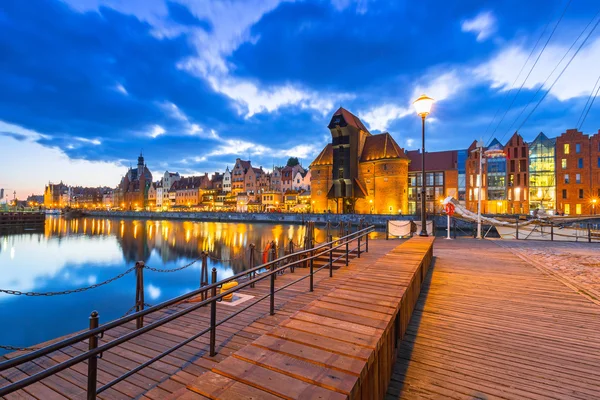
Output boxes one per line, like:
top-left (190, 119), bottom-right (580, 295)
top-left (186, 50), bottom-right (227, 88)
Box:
top-left (0, 217), bottom-right (322, 354)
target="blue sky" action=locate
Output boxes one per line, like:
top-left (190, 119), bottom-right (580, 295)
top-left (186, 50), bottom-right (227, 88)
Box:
top-left (1, 0), bottom-right (600, 198)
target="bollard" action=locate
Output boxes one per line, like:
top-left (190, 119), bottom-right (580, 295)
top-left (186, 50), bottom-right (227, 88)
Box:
top-left (328, 234), bottom-right (333, 278)
top-left (249, 244), bottom-right (256, 288)
top-left (270, 272), bottom-right (275, 315)
top-left (135, 261), bottom-right (145, 329)
top-left (209, 268), bottom-right (217, 357)
top-left (87, 311), bottom-right (99, 400)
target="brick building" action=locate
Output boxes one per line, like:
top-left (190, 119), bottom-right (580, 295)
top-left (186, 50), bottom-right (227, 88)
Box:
top-left (505, 133), bottom-right (529, 214)
top-left (231, 158), bottom-right (251, 195)
top-left (310, 107), bottom-right (409, 214)
top-left (117, 153), bottom-right (153, 210)
top-left (406, 150), bottom-right (459, 215)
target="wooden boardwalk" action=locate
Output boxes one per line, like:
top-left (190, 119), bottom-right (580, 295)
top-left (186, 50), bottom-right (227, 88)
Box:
top-left (1, 239), bottom-right (400, 399)
top-left (175, 237), bottom-right (434, 399)
top-left (387, 238), bottom-right (600, 400)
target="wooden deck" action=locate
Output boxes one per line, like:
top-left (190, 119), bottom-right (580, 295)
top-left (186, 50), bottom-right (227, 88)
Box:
top-left (175, 237), bottom-right (434, 399)
top-left (387, 238), bottom-right (600, 400)
top-left (0, 239), bottom-right (402, 399)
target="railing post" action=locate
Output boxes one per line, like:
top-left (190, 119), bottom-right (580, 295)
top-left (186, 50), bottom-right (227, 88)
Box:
top-left (551, 222), bottom-right (554, 241)
top-left (345, 236), bottom-right (349, 266)
top-left (357, 231), bottom-right (361, 258)
top-left (201, 252), bottom-right (208, 300)
top-left (309, 248), bottom-right (314, 292)
top-left (249, 244), bottom-right (256, 288)
top-left (365, 229), bottom-right (369, 253)
top-left (135, 261), bottom-right (145, 329)
top-left (288, 239), bottom-right (295, 273)
top-left (270, 272), bottom-right (275, 315)
top-left (328, 234), bottom-right (333, 278)
top-left (209, 267), bottom-right (217, 357)
top-left (270, 240), bottom-right (277, 278)
top-left (515, 218), bottom-right (519, 240)
top-left (87, 311), bottom-right (99, 400)
top-left (386, 221), bottom-right (389, 240)
top-left (588, 223), bottom-right (592, 243)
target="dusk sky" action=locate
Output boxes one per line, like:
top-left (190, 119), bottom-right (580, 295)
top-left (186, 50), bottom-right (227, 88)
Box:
top-left (1, 0), bottom-right (600, 199)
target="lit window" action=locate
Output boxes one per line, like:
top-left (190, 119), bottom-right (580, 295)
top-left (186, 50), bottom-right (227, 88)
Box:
top-left (576, 204), bottom-right (582, 215)
top-left (561, 159), bottom-right (567, 169)
top-left (565, 204), bottom-right (570, 215)
top-left (564, 144), bottom-right (570, 154)
top-left (564, 174), bottom-right (569, 184)
top-left (576, 174), bottom-right (581, 184)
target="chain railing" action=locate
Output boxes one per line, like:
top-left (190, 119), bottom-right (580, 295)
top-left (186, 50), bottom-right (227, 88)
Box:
top-left (0, 224), bottom-right (374, 399)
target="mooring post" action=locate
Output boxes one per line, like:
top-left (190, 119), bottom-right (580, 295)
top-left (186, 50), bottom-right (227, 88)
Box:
top-left (209, 268), bottom-right (217, 357)
top-left (135, 261), bottom-right (145, 329)
top-left (87, 311), bottom-right (99, 400)
top-left (249, 244), bottom-right (255, 288)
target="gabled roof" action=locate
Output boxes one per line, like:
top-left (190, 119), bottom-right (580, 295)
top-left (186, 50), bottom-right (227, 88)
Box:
top-left (360, 133), bottom-right (409, 162)
top-left (310, 144), bottom-right (333, 167)
top-left (406, 150), bottom-right (458, 172)
top-left (236, 159), bottom-right (251, 170)
top-left (329, 107), bottom-right (370, 133)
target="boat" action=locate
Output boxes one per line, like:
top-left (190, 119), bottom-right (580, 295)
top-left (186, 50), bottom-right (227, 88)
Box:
top-left (442, 197), bottom-right (600, 242)
top-left (61, 207), bottom-right (84, 219)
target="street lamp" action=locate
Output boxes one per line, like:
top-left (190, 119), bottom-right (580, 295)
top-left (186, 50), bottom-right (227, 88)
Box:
top-left (413, 94), bottom-right (434, 237)
top-left (592, 198), bottom-right (597, 215)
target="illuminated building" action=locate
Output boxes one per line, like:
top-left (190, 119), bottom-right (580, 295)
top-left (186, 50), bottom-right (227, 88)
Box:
top-left (310, 107), bottom-right (409, 214)
top-left (528, 132), bottom-right (556, 213)
top-left (505, 133), bottom-right (529, 215)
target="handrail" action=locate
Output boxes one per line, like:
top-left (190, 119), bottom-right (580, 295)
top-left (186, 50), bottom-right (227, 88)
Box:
top-left (0, 225), bottom-right (375, 398)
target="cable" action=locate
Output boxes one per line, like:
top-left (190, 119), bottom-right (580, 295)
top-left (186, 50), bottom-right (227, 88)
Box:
top-left (502, 8), bottom-right (600, 141)
top-left (483, 16), bottom-right (552, 145)
top-left (517, 15), bottom-right (600, 132)
top-left (488, 0), bottom-right (572, 144)
top-left (579, 81), bottom-right (600, 130)
top-left (577, 71), bottom-right (600, 129)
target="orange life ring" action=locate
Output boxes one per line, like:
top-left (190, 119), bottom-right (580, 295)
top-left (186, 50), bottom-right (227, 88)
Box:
top-left (262, 242), bottom-right (271, 264)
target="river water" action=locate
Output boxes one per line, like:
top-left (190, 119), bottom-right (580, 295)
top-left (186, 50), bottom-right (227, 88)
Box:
top-left (0, 216), bottom-right (328, 354)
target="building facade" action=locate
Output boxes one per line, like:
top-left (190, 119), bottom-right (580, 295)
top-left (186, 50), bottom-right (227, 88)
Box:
top-left (505, 133), bottom-right (529, 214)
top-left (528, 133), bottom-right (556, 213)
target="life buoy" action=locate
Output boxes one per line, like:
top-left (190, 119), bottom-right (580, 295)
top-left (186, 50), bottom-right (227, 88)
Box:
top-left (262, 242), bottom-right (271, 264)
top-left (445, 202), bottom-right (455, 216)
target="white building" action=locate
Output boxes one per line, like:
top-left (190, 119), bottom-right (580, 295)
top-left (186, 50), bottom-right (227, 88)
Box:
top-left (223, 166), bottom-right (232, 193)
top-left (155, 181), bottom-right (164, 207)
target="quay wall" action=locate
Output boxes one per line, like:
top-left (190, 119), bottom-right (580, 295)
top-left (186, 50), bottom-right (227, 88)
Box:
top-left (85, 210), bottom-right (473, 229)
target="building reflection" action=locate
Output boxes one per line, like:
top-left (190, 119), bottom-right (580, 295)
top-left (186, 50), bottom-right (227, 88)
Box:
top-left (42, 216), bottom-right (319, 273)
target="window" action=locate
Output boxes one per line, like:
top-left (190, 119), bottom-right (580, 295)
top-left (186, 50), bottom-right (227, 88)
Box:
top-left (576, 174), bottom-right (581, 184)
top-left (565, 204), bottom-right (570, 215)
top-left (564, 144), bottom-right (570, 154)
top-left (562, 189), bottom-right (567, 199)
top-left (579, 189), bottom-right (584, 199)
top-left (521, 147), bottom-right (526, 158)
top-left (383, 164), bottom-right (387, 171)
top-left (564, 174), bottom-right (570, 184)
top-left (578, 158), bottom-right (583, 168)
top-left (576, 143), bottom-right (581, 153)
top-left (561, 159), bottom-right (567, 169)
top-left (576, 204), bottom-right (582, 215)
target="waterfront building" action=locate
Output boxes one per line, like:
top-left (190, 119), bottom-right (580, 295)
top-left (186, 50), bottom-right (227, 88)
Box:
top-left (174, 176), bottom-right (203, 207)
top-left (147, 182), bottom-right (157, 209)
top-left (102, 190), bottom-right (114, 208)
top-left (223, 166), bottom-right (232, 193)
top-left (271, 167), bottom-right (282, 192)
top-left (293, 170), bottom-right (311, 192)
top-left (236, 192), bottom-right (250, 212)
top-left (155, 181), bottom-right (164, 208)
top-left (261, 190), bottom-right (283, 211)
top-left (504, 133), bottom-right (529, 215)
top-left (163, 171), bottom-right (181, 191)
top-left (232, 158), bottom-right (251, 195)
top-left (211, 172), bottom-right (224, 191)
top-left (528, 132), bottom-right (556, 213)
top-left (310, 107), bottom-right (409, 214)
top-left (407, 150), bottom-right (459, 215)
top-left (118, 152), bottom-right (153, 210)
top-left (44, 181), bottom-right (69, 207)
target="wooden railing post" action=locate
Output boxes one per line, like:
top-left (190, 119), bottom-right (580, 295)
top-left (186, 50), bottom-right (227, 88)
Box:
top-left (345, 236), bottom-right (349, 266)
top-left (365, 229), bottom-right (369, 253)
top-left (135, 261), bottom-right (145, 329)
top-left (288, 239), bottom-right (295, 273)
top-left (200, 252), bottom-right (208, 300)
top-left (309, 247), bottom-right (314, 292)
top-left (209, 268), bottom-right (217, 357)
top-left (249, 244), bottom-right (256, 288)
top-left (87, 311), bottom-right (99, 400)
top-left (270, 272), bottom-right (275, 315)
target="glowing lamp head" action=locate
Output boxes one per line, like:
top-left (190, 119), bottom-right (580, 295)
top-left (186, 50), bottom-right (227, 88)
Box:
top-left (593, 198), bottom-right (598, 204)
top-left (413, 94), bottom-right (434, 117)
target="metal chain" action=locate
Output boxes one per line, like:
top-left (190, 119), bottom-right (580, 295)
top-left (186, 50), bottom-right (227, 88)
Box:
top-left (0, 266), bottom-right (136, 296)
top-left (144, 256), bottom-right (202, 273)
top-left (0, 344), bottom-right (41, 352)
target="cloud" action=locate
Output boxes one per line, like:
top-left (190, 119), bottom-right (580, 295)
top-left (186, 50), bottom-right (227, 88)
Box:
top-left (475, 37), bottom-right (600, 101)
top-left (149, 125), bottom-right (166, 138)
top-left (360, 104), bottom-right (412, 132)
top-left (461, 11), bottom-right (497, 42)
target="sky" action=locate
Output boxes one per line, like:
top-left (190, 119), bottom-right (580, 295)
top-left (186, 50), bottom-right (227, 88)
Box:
top-left (1, 0), bottom-right (600, 199)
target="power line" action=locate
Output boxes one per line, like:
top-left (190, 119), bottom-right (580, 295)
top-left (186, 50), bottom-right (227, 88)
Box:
top-left (576, 71), bottom-right (600, 128)
top-left (488, 0), bottom-right (572, 144)
top-left (579, 79), bottom-right (600, 130)
top-left (517, 15), bottom-right (600, 132)
top-left (502, 8), bottom-right (600, 141)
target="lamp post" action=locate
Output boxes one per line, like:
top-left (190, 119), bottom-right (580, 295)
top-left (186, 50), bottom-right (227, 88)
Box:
top-left (592, 198), bottom-right (597, 215)
top-left (413, 94), bottom-right (434, 237)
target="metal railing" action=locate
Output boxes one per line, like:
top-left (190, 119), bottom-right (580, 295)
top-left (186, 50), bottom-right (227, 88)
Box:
top-left (0, 225), bottom-right (375, 399)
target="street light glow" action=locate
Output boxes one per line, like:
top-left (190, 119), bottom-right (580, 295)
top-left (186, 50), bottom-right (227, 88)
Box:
top-left (413, 94), bottom-right (434, 117)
